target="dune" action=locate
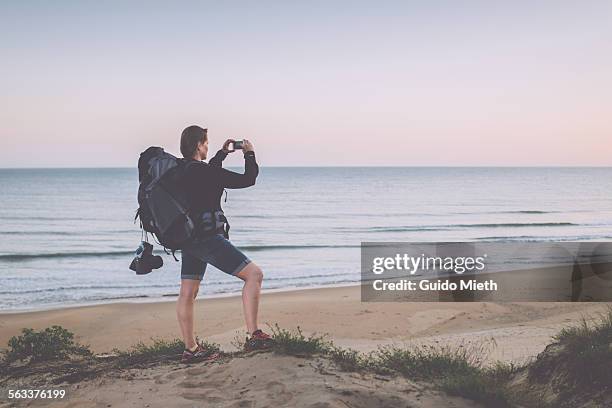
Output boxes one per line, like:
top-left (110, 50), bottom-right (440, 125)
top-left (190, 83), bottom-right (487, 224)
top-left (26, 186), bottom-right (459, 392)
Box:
top-left (27, 352), bottom-right (479, 408)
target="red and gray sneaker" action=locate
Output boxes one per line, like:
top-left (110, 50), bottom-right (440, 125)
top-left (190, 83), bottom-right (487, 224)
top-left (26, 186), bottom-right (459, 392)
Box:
top-left (181, 342), bottom-right (221, 364)
top-left (244, 329), bottom-right (275, 352)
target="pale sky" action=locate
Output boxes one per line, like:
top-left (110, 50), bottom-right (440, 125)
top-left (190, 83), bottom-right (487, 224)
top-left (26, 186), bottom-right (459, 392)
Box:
top-left (1, 1), bottom-right (611, 167)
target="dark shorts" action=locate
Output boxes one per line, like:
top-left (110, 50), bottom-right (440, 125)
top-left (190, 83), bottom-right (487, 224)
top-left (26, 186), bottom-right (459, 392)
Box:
top-left (181, 234), bottom-right (252, 281)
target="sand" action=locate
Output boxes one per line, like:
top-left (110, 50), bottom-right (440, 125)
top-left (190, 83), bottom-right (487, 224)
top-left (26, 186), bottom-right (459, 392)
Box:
top-left (36, 353), bottom-right (484, 408)
top-left (1, 285), bottom-right (608, 362)
top-left (1, 285), bottom-right (609, 407)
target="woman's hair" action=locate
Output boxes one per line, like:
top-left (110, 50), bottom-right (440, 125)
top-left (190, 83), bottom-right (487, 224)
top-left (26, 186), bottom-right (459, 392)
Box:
top-left (180, 125), bottom-right (207, 158)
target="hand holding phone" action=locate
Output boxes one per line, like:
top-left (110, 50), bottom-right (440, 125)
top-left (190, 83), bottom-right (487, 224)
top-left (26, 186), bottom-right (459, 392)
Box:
top-left (222, 139), bottom-right (235, 153)
top-left (224, 139), bottom-right (253, 153)
top-left (242, 139), bottom-right (254, 153)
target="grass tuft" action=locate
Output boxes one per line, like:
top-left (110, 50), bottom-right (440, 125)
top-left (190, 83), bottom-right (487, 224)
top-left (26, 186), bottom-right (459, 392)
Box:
top-left (4, 326), bottom-right (91, 364)
top-left (327, 345), bottom-right (368, 371)
top-left (268, 324), bottom-right (331, 356)
top-left (440, 361), bottom-right (520, 408)
top-left (370, 342), bottom-right (486, 380)
top-left (529, 306), bottom-right (612, 393)
top-left (112, 338), bottom-right (219, 367)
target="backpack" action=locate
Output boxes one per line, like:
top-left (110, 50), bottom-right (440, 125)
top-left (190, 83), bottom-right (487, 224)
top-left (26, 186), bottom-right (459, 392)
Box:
top-left (135, 147), bottom-right (197, 252)
top-left (135, 147), bottom-right (230, 254)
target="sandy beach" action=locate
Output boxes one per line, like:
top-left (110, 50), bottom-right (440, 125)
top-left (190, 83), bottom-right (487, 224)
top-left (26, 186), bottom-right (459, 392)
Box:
top-left (1, 285), bottom-right (608, 364)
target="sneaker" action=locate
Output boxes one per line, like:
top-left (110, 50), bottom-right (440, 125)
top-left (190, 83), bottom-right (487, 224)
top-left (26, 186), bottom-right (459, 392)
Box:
top-left (244, 329), bottom-right (275, 352)
top-left (181, 342), bottom-right (221, 364)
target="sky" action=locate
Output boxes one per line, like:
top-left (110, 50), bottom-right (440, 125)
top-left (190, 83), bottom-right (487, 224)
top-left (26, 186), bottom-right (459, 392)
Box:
top-left (1, 1), bottom-right (611, 167)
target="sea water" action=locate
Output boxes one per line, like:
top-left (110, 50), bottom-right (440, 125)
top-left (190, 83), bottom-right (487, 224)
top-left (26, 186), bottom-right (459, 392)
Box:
top-left (1, 167), bottom-right (611, 311)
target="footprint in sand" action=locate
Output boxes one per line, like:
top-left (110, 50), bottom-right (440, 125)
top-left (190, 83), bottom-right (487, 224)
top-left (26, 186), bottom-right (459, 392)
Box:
top-left (265, 380), bottom-right (293, 404)
top-left (178, 379), bottom-right (227, 401)
top-left (228, 400), bottom-right (255, 408)
top-left (181, 391), bottom-right (225, 404)
top-left (154, 369), bottom-right (185, 384)
top-left (185, 362), bottom-right (229, 376)
top-left (179, 375), bottom-right (229, 391)
top-left (178, 380), bottom-right (203, 389)
top-left (185, 366), bottom-right (209, 376)
top-left (177, 363), bottom-right (235, 403)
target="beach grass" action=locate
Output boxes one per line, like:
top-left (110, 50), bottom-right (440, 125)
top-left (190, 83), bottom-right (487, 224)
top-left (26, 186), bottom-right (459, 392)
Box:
top-left (545, 306), bottom-right (612, 388)
top-left (259, 325), bottom-right (515, 405)
top-left (439, 361), bottom-right (519, 408)
top-left (268, 323), bottom-right (331, 356)
top-left (266, 323), bottom-right (368, 371)
top-left (521, 306), bottom-right (612, 407)
top-left (370, 343), bottom-right (483, 379)
top-left (112, 338), bottom-right (220, 367)
top-left (3, 325), bottom-right (91, 364)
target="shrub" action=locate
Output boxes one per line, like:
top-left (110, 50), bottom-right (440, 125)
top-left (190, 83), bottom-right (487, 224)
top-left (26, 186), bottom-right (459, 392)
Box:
top-left (328, 345), bottom-right (367, 371)
top-left (268, 324), bottom-right (331, 356)
top-left (371, 343), bottom-right (481, 380)
top-left (440, 362), bottom-right (519, 407)
top-left (530, 307), bottom-right (612, 391)
top-left (5, 326), bottom-right (91, 363)
top-left (113, 338), bottom-right (220, 367)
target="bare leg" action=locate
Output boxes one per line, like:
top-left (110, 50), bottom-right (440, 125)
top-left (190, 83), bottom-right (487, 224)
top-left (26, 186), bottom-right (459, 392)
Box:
top-left (235, 262), bottom-right (264, 334)
top-left (176, 279), bottom-right (200, 349)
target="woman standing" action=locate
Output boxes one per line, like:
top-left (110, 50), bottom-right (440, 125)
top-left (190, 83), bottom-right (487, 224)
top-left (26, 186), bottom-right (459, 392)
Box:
top-left (177, 125), bottom-right (273, 363)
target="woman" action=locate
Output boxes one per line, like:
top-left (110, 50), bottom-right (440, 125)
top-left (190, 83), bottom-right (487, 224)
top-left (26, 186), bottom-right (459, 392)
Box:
top-left (177, 125), bottom-right (273, 363)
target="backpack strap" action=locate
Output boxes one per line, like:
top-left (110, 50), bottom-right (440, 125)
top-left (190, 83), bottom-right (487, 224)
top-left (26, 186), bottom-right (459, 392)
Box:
top-left (162, 246), bottom-right (179, 262)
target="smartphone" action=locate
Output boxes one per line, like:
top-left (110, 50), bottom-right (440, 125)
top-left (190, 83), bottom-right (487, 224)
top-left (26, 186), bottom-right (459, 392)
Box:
top-left (231, 140), bottom-right (244, 151)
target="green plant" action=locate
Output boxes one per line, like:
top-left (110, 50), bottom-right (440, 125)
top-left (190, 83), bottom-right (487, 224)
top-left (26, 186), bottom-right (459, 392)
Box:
top-left (530, 307), bottom-right (612, 391)
top-left (371, 343), bottom-right (481, 379)
top-left (5, 326), bottom-right (91, 363)
top-left (268, 324), bottom-right (331, 356)
top-left (327, 345), bottom-right (367, 371)
top-left (440, 362), bottom-right (519, 407)
top-left (113, 337), bottom-right (216, 367)
top-left (230, 330), bottom-right (246, 351)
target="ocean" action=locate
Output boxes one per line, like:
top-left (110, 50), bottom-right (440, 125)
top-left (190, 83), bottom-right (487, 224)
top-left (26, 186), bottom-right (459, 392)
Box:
top-left (1, 167), bottom-right (611, 311)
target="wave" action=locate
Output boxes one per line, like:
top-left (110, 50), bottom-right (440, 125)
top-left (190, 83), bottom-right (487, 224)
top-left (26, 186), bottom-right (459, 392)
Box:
top-left (0, 272), bottom-right (358, 297)
top-left (0, 231), bottom-right (76, 236)
top-left (0, 230), bottom-right (136, 236)
top-left (0, 244), bottom-right (360, 262)
top-left (0, 216), bottom-right (109, 221)
top-left (340, 222), bottom-right (578, 233)
top-left (350, 226), bottom-right (454, 232)
top-left (455, 222), bottom-right (576, 228)
top-left (449, 210), bottom-right (558, 215)
top-left (0, 250), bottom-right (135, 261)
top-left (240, 244), bottom-right (359, 251)
top-left (476, 235), bottom-right (612, 242)
top-left (233, 210), bottom-right (564, 219)
top-left (0, 283), bottom-right (175, 296)
top-left (508, 210), bottom-right (553, 214)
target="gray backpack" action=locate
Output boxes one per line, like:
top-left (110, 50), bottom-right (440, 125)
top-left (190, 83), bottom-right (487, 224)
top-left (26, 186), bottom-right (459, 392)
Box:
top-left (136, 147), bottom-right (199, 251)
top-left (136, 147), bottom-right (228, 252)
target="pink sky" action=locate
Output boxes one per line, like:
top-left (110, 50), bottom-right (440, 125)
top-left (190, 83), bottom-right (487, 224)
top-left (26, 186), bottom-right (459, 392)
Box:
top-left (1, 1), bottom-right (610, 167)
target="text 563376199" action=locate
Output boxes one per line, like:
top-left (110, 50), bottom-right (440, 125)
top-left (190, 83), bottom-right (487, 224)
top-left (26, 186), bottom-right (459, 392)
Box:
top-left (7, 389), bottom-right (66, 399)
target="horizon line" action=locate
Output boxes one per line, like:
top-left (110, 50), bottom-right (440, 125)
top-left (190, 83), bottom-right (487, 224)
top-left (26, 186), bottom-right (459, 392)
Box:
top-left (1, 165), bottom-right (611, 170)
